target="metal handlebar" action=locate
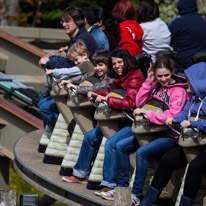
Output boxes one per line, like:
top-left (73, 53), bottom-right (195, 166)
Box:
top-left (141, 113), bottom-right (150, 124)
top-left (134, 113), bottom-right (150, 126)
top-left (101, 100), bottom-right (108, 107)
top-left (44, 67), bottom-right (60, 88)
top-left (122, 108), bottom-right (134, 122)
top-left (168, 121), bottom-right (199, 137)
top-left (70, 87), bottom-right (77, 95)
top-left (90, 94), bottom-right (98, 108)
top-left (91, 94), bottom-right (108, 107)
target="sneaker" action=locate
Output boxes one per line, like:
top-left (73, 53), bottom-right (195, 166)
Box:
top-left (95, 187), bottom-right (112, 196)
top-left (101, 189), bottom-right (115, 201)
top-left (131, 194), bottom-right (140, 206)
top-left (62, 175), bottom-right (88, 184)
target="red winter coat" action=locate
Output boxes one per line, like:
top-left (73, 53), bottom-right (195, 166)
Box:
top-left (118, 20), bottom-right (144, 56)
top-left (96, 69), bottom-right (145, 110)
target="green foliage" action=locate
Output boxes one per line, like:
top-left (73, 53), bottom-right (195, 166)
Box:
top-left (156, 0), bottom-right (206, 24)
top-left (17, 0), bottom-right (206, 28)
top-left (9, 161), bottom-right (44, 203)
top-left (9, 161), bottom-right (68, 205)
top-left (156, 0), bottom-right (178, 24)
top-left (198, 0), bottom-right (206, 19)
top-left (17, 0), bottom-right (120, 27)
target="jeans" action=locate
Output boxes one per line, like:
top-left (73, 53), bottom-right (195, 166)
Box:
top-left (117, 135), bottom-right (177, 198)
top-left (101, 126), bottom-right (136, 188)
top-left (73, 127), bottom-right (103, 178)
top-left (116, 135), bottom-right (139, 187)
top-left (38, 95), bottom-right (59, 131)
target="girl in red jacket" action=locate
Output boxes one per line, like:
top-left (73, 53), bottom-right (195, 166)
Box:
top-left (112, 0), bottom-right (144, 56)
top-left (62, 49), bottom-right (145, 191)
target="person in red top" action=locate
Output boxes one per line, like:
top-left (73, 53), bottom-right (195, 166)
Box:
top-left (112, 0), bottom-right (144, 56)
top-left (62, 49), bottom-right (145, 190)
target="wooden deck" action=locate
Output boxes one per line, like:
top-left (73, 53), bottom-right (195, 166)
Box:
top-left (13, 129), bottom-right (114, 206)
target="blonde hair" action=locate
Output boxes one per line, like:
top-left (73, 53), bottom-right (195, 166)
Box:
top-left (68, 40), bottom-right (89, 60)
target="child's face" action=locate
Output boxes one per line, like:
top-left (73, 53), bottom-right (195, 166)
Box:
top-left (94, 63), bottom-right (108, 77)
top-left (155, 67), bottom-right (173, 86)
top-left (73, 53), bottom-right (88, 65)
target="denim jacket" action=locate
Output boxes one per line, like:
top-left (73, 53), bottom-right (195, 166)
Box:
top-left (89, 24), bottom-right (109, 50)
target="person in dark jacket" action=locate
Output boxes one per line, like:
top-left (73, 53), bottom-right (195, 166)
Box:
top-left (39, 6), bottom-right (98, 69)
top-left (81, 7), bottom-right (109, 51)
top-left (94, 8), bottom-right (120, 51)
top-left (140, 62), bottom-right (206, 206)
top-left (62, 49), bottom-right (145, 187)
top-left (168, 0), bottom-right (206, 74)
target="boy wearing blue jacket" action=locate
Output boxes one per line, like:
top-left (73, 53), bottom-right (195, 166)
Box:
top-left (140, 62), bottom-right (206, 206)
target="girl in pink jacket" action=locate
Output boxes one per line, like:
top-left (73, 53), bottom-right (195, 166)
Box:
top-left (101, 53), bottom-right (188, 206)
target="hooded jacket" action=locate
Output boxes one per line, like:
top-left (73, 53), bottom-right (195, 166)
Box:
top-left (168, 0), bottom-right (206, 73)
top-left (174, 62), bottom-right (206, 133)
top-left (136, 74), bottom-right (188, 138)
top-left (118, 20), bottom-right (144, 56)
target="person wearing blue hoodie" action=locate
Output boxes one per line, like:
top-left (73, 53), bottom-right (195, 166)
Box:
top-left (140, 61), bottom-right (206, 206)
top-left (168, 0), bottom-right (206, 74)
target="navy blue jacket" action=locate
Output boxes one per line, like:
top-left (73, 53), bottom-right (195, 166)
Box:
top-left (174, 62), bottom-right (206, 132)
top-left (46, 26), bottom-right (98, 69)
top-left (168, 0), bottom-right (206, 73)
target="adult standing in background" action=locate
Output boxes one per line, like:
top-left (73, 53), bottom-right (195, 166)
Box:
top-left (168, 0), bottom-right (206, 75)
top-left (95, 8), bottom-right (120, 51)
top-left (112, 0), bottom-right (144, 56)
top-left (136, 0), bottom-right (171, 62)
top-left (81, 7), bottom-right (109, 51)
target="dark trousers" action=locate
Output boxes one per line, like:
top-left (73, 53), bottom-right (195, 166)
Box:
top-left (151, 146), bottom-right (206, 199)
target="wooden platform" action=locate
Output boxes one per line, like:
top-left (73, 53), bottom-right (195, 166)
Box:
top-left (13, 129), bottom-right (113, 206)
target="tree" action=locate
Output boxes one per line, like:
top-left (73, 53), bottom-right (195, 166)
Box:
top-left (0, 0), bottom-right (18, 26)
top-left (156, 0), bottom-right (206, 24)
top-left (1, 0), bottom-right (206, 27)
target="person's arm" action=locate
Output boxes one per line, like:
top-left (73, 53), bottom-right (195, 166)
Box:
top-left (77, 75), bottom-right (114, 95)
top-left (106, 70), bottom-right (144, 109)
top-left (135, 79), bottom-right (155, 107)
top-left (69, 74), bottom-right (87, 85)
top-left (136, 65), bottom-right (156, 107)
top-left (173, 98), bottom-right (193, 123)
top-left (95, 85), bottom-right (114, 97)
top-left (53, 66), bottom-right (81, 78)
top-left (145, 88), bottom-right (188, 125)
top-left (190, 119), bottom-right (206, 133)
top-left (45, 59), bottom-right (75, 69)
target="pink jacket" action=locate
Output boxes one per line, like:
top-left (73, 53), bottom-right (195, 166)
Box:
top-left (135, 74), bottom-right (188, 138)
